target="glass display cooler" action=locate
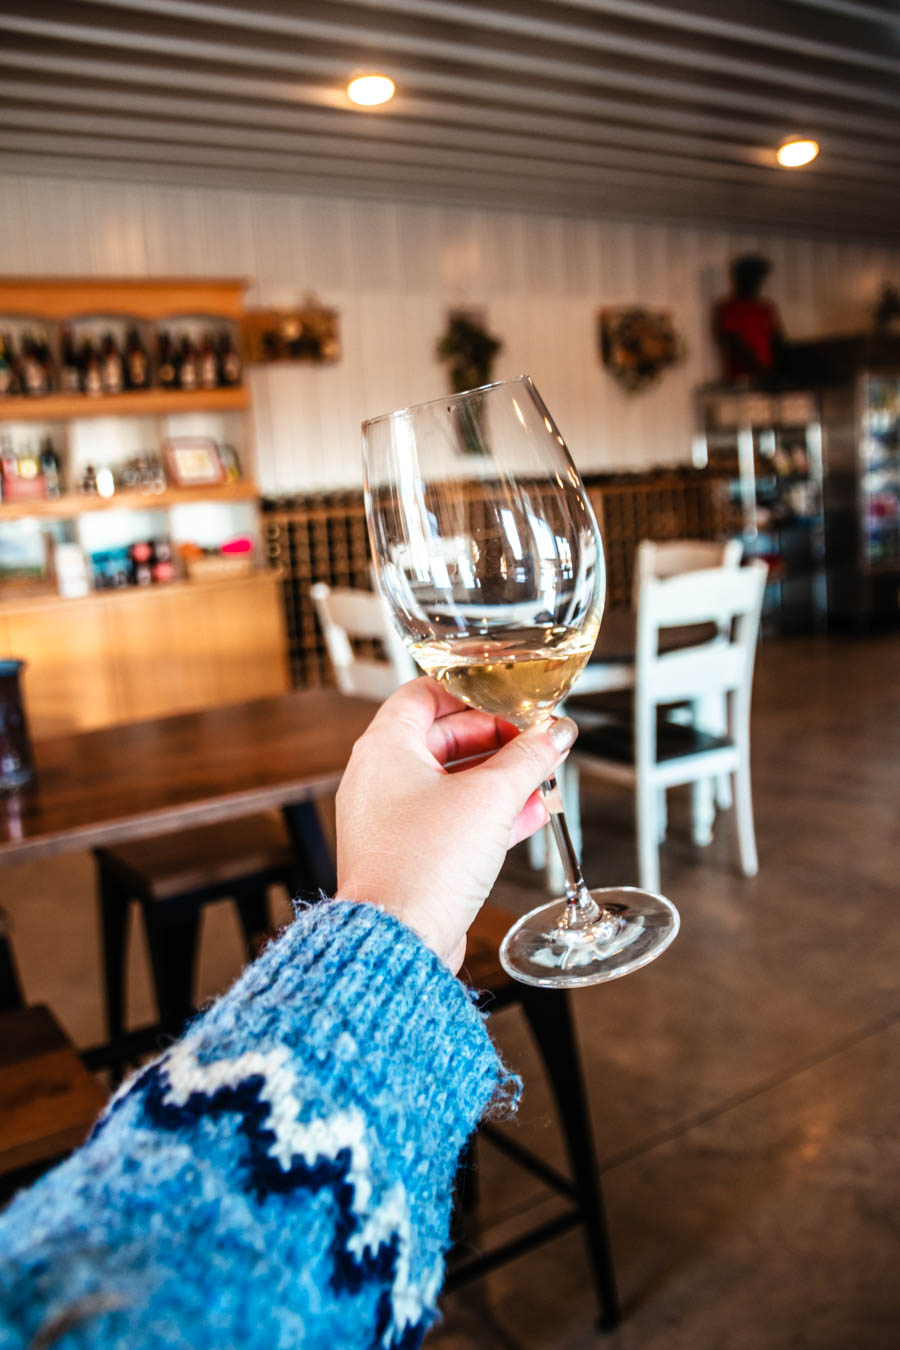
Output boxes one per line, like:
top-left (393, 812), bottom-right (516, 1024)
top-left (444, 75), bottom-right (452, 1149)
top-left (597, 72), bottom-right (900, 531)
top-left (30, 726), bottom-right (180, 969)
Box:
top-left (694, 387), bottom-right (827, 633)
top-left (818, 370), bottom-right (900, 627)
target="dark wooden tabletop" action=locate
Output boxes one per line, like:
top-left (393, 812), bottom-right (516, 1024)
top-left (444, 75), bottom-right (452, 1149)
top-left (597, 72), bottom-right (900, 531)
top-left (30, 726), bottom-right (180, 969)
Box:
top-left (0, 689), bottom-right (377, 865)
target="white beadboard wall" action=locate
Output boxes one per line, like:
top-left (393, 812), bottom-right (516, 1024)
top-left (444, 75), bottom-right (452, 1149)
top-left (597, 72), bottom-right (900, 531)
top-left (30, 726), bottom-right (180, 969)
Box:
top-left (2, 172), bottom-right (899, 494)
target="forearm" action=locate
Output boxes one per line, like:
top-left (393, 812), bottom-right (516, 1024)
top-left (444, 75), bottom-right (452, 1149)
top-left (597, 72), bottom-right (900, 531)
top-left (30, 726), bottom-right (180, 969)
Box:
top-left (0, 901), bottom-right (515, 1350)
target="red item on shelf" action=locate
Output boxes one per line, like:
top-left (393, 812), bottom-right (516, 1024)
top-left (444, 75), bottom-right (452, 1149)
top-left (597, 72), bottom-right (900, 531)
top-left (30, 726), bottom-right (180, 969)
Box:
top-left (221, 536), bottom-right (253, 554)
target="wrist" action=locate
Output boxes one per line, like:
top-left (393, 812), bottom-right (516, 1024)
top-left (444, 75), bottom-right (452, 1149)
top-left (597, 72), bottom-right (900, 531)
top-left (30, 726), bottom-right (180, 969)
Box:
top-left (334, 884), bottom-right (460, 972)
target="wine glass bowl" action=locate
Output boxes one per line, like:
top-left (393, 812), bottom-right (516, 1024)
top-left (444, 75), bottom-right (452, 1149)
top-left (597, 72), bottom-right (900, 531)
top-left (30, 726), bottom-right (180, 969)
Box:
top-left (364, 379), bottom-right (605, 728)
top-left (363, 376), bottom-right (680, 988)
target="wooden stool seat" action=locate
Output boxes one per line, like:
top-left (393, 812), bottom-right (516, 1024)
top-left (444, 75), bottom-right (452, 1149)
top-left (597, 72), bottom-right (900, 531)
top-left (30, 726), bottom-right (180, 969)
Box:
top-left (0, 1005), bottom-right (105, 1182)
top-left (95, 813), bottom-right (295, 901)
top-left (95, 813), bottom-right (302, 1070)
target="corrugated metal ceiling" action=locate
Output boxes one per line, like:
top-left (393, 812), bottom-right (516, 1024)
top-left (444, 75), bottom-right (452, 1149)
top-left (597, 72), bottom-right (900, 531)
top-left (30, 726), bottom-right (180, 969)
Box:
top-left (0, 0), bottom-right (898, 238)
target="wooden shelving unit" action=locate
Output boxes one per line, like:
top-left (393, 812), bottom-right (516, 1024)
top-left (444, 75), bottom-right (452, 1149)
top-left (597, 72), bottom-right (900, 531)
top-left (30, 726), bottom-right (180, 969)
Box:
top-left (0, 276), bottom-right (291, 736)
top-left (0, 386), bottom-right (248, 424)
top-left (0, 277), bottom-right (246, 322)
top-left (0, 480), bottom-right (260, 522)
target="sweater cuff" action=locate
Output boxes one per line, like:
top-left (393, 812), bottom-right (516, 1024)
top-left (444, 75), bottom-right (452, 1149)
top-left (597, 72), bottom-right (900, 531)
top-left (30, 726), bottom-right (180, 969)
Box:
top-left (186, 899), bottom-right (516, 1132)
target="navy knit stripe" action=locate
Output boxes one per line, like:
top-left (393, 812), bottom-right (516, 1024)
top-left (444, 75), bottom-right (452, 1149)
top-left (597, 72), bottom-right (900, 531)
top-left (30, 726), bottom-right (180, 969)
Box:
top-left (127, 1061), bottom-right (422, 1350)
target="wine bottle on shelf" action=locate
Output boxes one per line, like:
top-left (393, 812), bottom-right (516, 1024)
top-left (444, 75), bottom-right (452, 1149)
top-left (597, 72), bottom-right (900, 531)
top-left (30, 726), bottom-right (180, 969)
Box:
top-left (157, 332), bottom-right (177, 389)
top-left (124, 326), bottom-right (150, 390)
top-left (199, 332), bottom-right (219, 389)
top-left (39, 437), bottom-right (62, 499)
top-left (217, 329), bottom-right (242, 386)
top-left (21, 332), bottom-right (49, 397)
top-left (101, 332), bottom-right (124, 395)
top-left (178, 335), bottom-right (198, 391)
top-left (82, 340), bottom-right (103, 397)
top-left (0, 334), bottom-right (16, 398)
top-left (34, 327), bottom-right (55, 392)
top-left (60, 326), bottom-right (82, 394)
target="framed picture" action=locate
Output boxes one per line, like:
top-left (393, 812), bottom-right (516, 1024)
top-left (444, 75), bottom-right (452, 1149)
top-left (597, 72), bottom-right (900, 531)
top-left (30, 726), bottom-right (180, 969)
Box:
top-left (162, 437), bottom-right (225, 487)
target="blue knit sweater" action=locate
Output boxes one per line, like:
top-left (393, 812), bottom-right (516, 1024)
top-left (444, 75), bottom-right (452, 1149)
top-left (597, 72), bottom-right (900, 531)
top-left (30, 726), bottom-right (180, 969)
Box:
top-left (0, 901), bottom-right (514, 1349)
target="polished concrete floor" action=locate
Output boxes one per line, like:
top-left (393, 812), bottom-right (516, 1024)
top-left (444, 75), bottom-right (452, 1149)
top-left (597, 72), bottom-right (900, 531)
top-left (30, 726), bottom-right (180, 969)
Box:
top-left (4, 634), bottom-right (899, 1348)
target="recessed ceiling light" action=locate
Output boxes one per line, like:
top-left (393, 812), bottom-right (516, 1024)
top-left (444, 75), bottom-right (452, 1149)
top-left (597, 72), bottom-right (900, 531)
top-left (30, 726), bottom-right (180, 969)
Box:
top-left (776, 138), bottom-right (819, 168)
top-left (347, 75), bottom-right (395, 107)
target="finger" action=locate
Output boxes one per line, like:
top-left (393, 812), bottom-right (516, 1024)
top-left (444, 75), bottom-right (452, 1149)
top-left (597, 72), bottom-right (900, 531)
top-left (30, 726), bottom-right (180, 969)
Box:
top-left (371, 676), bottom-right (470, 736)
top-left (509, 789), bottom-right (550, 847)
top-left (426, 708), bottom-right (513, 765)
top-left (477, 717), bottom-right (579, 815)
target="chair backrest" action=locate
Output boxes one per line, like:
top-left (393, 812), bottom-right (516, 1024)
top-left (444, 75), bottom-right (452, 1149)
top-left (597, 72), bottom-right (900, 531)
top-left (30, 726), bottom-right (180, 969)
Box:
top-left (633, 537), bottom-right (743, 610)
top-left (310, 583), bottom-right (416, 701)
top-left (634, 561), bottom-right (767, 756)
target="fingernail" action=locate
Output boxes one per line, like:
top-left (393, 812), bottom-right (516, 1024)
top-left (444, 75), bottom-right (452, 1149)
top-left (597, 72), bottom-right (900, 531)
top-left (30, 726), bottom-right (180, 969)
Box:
top-left (549, 717), bottom-right (578, 752)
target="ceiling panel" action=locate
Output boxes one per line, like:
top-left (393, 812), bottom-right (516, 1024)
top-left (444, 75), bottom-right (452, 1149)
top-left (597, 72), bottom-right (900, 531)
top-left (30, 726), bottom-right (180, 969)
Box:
top-left (0, 0), bottom-right (897, 238)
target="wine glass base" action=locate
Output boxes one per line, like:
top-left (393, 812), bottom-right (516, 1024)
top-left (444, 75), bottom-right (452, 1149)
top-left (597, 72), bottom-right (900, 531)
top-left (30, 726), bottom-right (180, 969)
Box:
top-left (499, 887), bottom-right (680, 989)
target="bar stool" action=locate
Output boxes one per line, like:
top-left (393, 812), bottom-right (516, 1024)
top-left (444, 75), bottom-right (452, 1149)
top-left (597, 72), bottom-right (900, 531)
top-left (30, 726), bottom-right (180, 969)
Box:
top-left (449, 904), bottom-right (620, 1331)
top-left (94, 813), bottom-right (302, 1067)
top-left (0, 909), bottom-right (106, 1204)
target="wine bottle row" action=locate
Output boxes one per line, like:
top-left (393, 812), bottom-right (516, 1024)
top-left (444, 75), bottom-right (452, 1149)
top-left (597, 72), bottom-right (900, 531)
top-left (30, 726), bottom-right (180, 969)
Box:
top-left (0, 325), bottom-right (242, 399)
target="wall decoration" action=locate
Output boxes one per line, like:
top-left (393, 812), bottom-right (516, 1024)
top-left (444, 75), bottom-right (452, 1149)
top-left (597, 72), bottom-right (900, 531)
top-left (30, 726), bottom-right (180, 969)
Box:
top-left (163, 437), bottom-right (225, 487)
top-left (243, 300), bottom-right (341, 365)
top-left (600, 307), bottom-right (685, 394)
top-left (436, 309), bottom-right (502, 395)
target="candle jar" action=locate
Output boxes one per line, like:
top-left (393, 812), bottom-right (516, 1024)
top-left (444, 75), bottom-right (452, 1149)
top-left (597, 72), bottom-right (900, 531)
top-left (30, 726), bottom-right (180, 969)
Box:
top-left (0, 659), bottom-right (35, 792)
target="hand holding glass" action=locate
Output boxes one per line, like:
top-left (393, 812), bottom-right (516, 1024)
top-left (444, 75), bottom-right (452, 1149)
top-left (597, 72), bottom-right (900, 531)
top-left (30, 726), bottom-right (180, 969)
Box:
top-left (363, 376), bottom-right (679, 987)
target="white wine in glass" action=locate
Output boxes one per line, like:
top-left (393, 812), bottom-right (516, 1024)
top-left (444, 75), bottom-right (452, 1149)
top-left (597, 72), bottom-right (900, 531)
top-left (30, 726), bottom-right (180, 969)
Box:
top-left (363, 376), bottom-right (679, 988)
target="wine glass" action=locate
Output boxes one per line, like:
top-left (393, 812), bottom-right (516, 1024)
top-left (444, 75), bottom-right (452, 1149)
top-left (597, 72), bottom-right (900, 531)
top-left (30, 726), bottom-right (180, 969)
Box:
top-left (362, 376), bottom-right (679, 987)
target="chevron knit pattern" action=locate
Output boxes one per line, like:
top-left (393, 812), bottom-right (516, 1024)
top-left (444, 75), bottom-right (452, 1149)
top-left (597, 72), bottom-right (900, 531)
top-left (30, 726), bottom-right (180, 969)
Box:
top-left (0, 901), bottom-right (516, 1350)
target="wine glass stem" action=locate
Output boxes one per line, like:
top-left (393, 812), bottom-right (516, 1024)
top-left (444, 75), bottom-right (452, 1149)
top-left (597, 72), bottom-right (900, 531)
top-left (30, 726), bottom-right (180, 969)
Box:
top-left (541, 774), bottom-right (599, 922)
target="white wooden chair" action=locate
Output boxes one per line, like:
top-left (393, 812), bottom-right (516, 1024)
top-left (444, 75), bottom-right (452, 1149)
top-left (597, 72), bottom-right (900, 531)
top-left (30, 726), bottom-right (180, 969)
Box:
top-left (571, 561), bottom-right (768, 894)
top-left (310, 583), bottom-right (416, 700)
top-left (632, 538), bottom-right (744, 608)
top-left (635, 537), bottom-right (744, 821)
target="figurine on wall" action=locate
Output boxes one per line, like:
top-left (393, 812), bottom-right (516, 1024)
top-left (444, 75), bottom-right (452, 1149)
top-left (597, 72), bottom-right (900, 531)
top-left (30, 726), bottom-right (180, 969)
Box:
top-left (714, 254), bottom-right (786, 386)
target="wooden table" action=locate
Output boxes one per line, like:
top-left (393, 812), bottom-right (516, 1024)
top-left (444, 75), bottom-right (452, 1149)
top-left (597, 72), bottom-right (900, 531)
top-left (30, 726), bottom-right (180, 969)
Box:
top-left (0, 689), bottom-right (377, 883)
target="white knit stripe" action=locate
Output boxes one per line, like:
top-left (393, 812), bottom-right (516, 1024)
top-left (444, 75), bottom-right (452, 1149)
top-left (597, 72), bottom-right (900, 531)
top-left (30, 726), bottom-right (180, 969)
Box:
top-left (154, 1041), bottom-right (427, 1342)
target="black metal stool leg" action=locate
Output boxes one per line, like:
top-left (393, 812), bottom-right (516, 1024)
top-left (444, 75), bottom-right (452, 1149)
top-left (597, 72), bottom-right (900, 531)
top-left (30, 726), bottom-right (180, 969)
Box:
top-left (96, 861), bottom-right (131, 1084)
top-left (0, 910), bottom-right (24, 1011)
top-left (521, 987), bottom-right (620, 1331)
top-left (281, 802), bottom-right (337, 895)
top-left (233, 885), bottom-right (272, 959)
top-left (450, 1135), bottom-right (481, 1249)
top-left (142, 902), bottom-right (201, 1037)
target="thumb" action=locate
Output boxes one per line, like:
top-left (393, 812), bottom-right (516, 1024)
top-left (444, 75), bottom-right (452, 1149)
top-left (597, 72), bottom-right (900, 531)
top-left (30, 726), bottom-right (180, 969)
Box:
top-left (480, 716), bottom-right (578, 815)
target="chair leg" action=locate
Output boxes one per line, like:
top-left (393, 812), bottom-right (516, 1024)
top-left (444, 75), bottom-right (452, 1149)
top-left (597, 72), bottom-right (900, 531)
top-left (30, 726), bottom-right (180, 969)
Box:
top-left (521, 988), bottom-right (620, 1331)
top-left (636, 777), bottom-right (660, 894)
top-left (97, 862), bottom-right (131, 1073)
top-left (733, 762), bottom-right (759, 877)
top-left (233, 887), bottom-right (272, 959)
top-left (691, 778), bottom-right (715, 847)
top-left (142, 902), bottom-right (201, 1036)
top-left (656, 787), bottom-right (667, 844)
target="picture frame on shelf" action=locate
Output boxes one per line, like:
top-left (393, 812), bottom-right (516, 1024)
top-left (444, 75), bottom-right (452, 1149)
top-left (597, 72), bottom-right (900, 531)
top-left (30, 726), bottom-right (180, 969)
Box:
top-left (162, 437), bottom-right (225, 487)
